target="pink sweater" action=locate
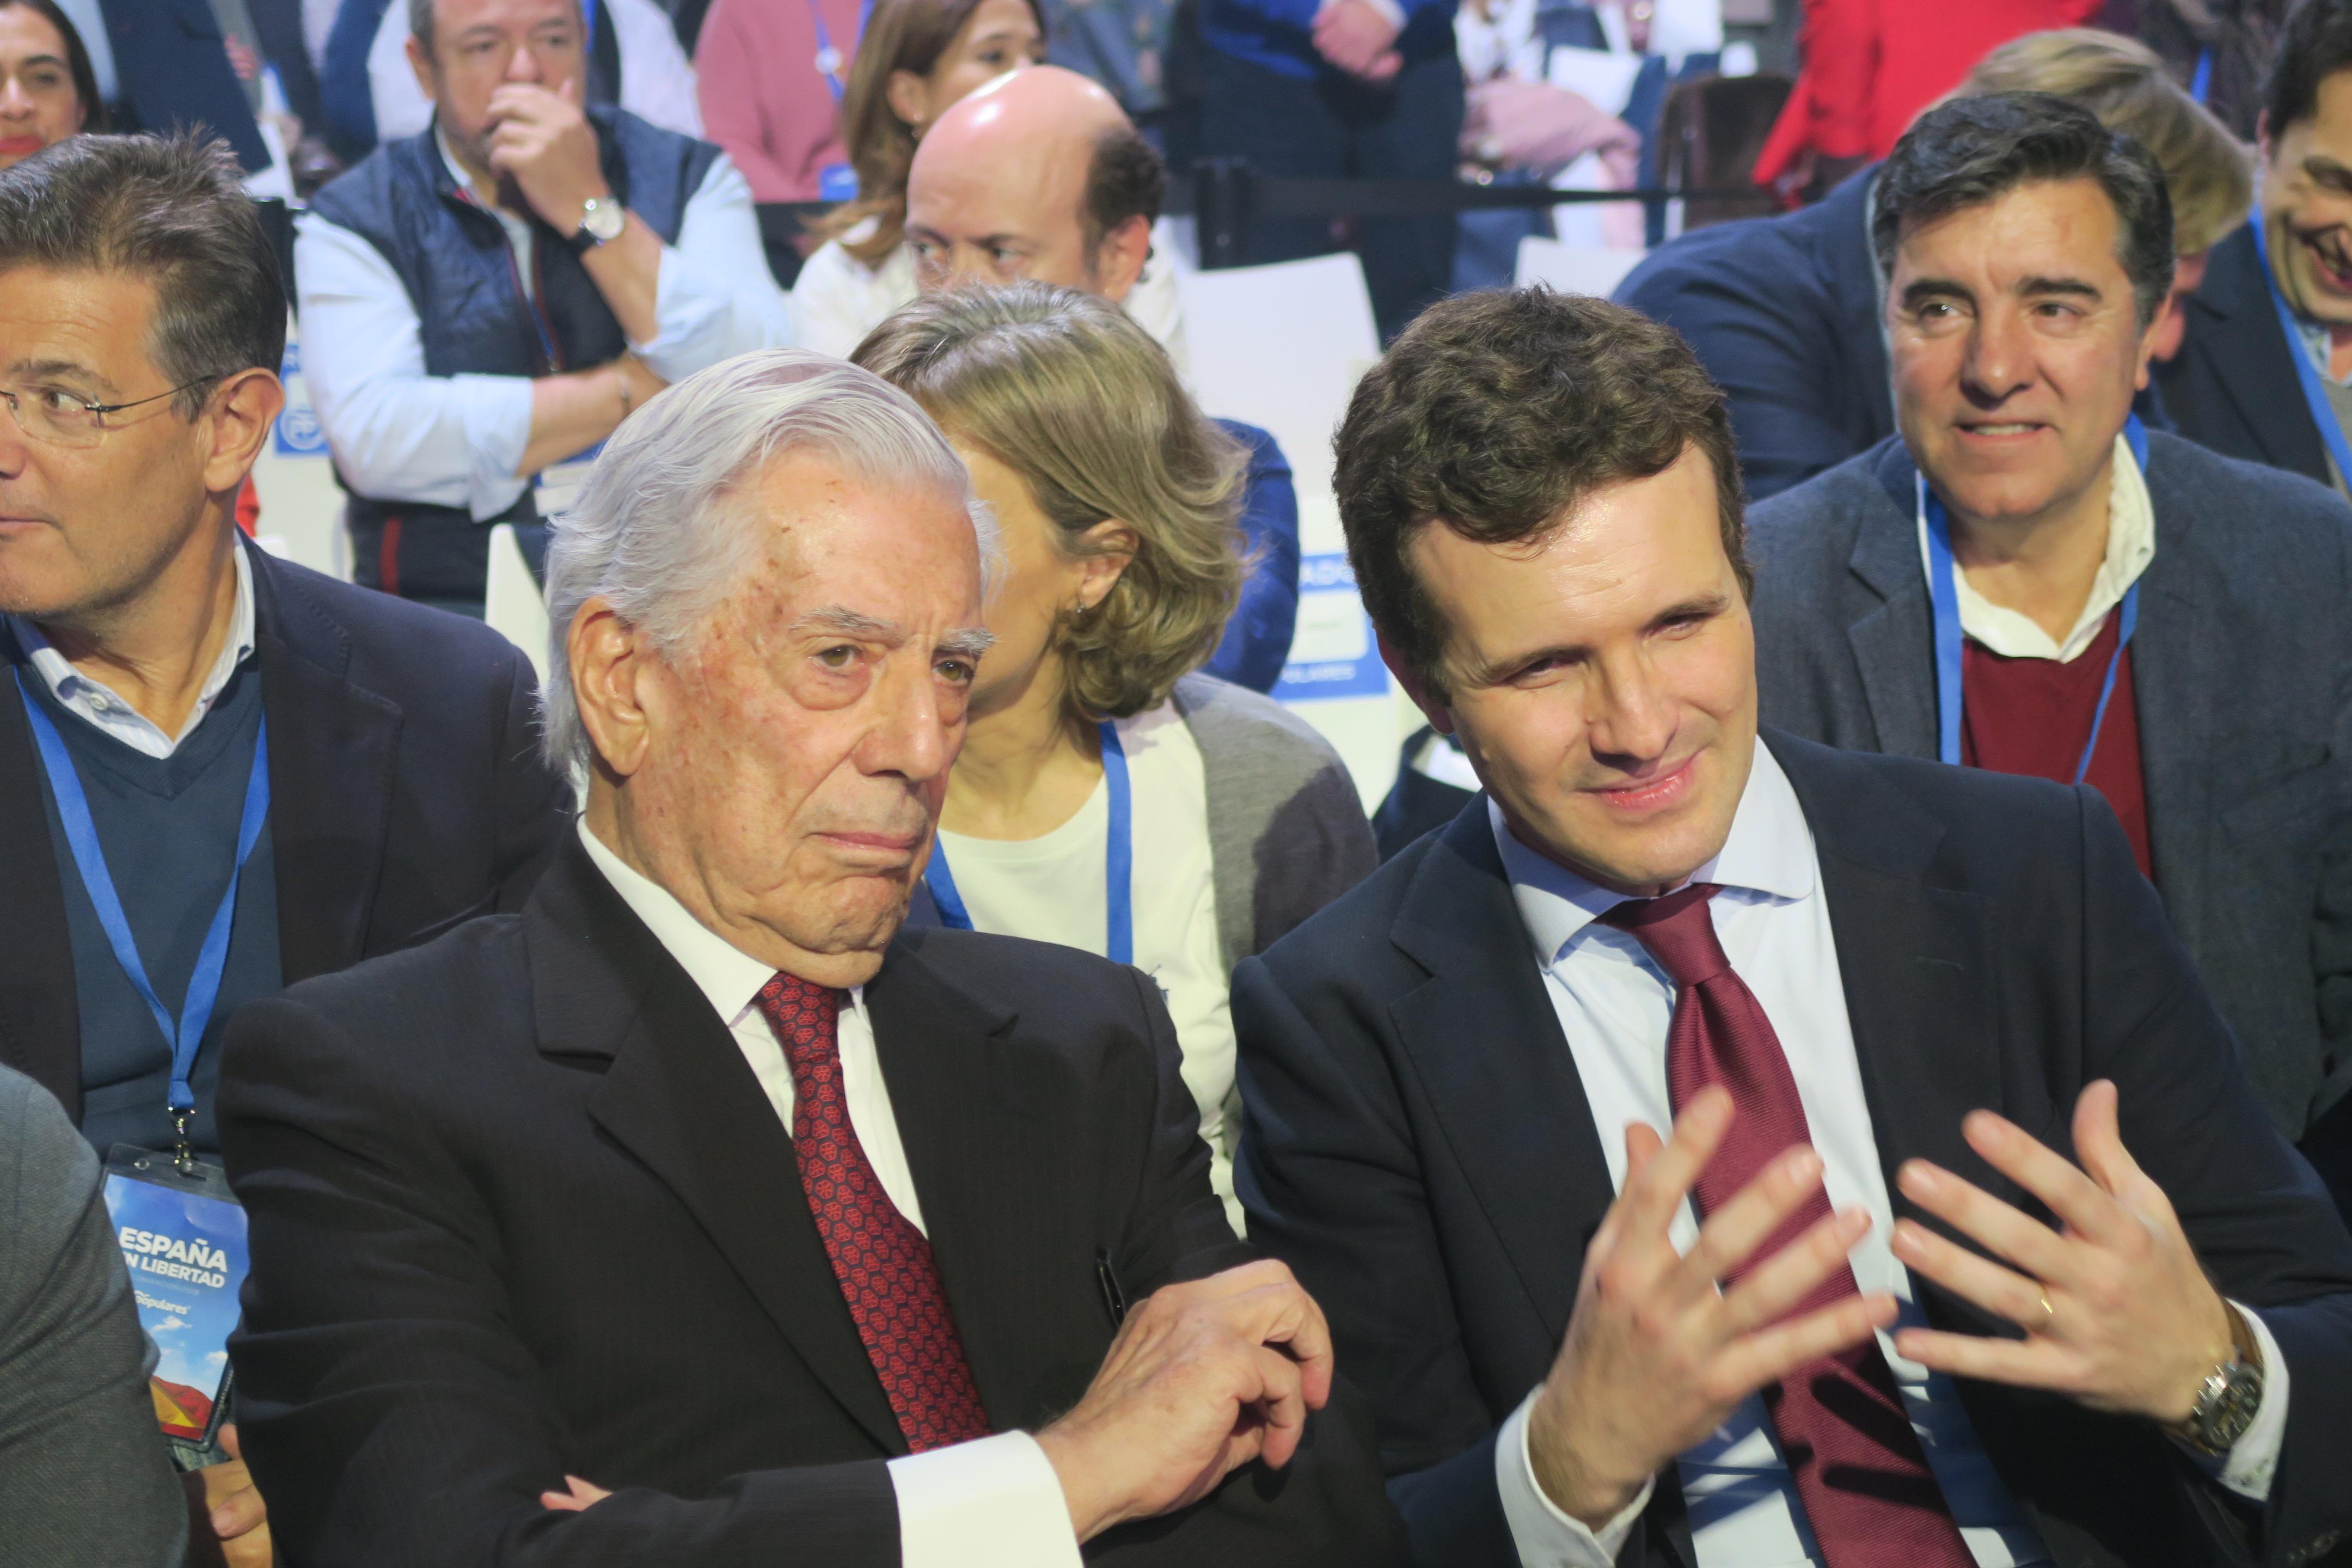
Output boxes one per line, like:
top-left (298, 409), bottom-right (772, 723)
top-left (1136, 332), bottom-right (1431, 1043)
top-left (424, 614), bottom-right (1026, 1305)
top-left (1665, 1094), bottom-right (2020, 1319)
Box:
top-left (695, 0), bottom-right (868, 202)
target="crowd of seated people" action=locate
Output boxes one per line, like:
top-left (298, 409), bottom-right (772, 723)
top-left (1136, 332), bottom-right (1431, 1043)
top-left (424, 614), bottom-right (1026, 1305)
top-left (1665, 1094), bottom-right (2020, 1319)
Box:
top-left (8, 3), bottom-right (2352, 1567)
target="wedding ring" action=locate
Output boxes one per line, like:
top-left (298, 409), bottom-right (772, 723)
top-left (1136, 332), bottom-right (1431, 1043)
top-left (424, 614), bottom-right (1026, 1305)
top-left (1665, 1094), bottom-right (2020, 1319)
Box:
top-left (2036, 1294), bottom-right (2056, 1331)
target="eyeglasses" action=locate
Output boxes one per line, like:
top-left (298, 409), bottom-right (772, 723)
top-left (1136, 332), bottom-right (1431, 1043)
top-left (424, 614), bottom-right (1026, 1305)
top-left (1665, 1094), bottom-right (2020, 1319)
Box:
top-left (0, 376), bottom-right (220, 448)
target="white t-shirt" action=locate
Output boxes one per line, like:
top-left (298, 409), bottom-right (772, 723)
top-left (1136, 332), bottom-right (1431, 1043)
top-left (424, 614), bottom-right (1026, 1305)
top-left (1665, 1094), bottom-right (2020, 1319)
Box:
top-left (932, 701), bottom-right (1239, 1230)
top-left (793, 216), bottom-right (1191, 375)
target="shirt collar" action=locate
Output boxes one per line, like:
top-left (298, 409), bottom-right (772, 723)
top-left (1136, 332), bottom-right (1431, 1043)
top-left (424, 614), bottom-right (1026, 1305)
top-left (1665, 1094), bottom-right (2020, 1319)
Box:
top-left (574, 818), bottom-right (866, 1026)
top-left (7, 540), bottom-right (258, 757)
top-left (1915, 431), bottom-right (2155, 665)
top-left (1492, 735), bottom-right (1815, 970)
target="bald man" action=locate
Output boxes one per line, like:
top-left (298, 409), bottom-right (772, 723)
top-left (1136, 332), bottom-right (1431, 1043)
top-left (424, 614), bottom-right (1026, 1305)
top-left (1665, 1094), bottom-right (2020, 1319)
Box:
top-left (893, 65), bottom-right (1306, 692)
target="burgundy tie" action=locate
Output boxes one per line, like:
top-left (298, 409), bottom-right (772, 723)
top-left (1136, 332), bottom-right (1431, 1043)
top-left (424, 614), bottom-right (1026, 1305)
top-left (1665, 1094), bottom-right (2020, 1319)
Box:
top-left (756, 973), bottom-right (993, 1453)
top-left (1600, 885), bottom-right (1974, 1567)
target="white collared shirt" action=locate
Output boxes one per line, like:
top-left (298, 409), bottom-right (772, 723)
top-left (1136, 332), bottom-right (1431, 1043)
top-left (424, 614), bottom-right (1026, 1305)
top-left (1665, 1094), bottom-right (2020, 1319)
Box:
top-left (1486, 739), bottom-right (2287, 1567)
top-left (6, 543), bottom-right (256, 759)
top-left (1915, 432), bottom-right (2156, 665)
top-left (574, 820), bottom-right (1082, 1568)
top-left (293, 143), bottom-right (793, 523)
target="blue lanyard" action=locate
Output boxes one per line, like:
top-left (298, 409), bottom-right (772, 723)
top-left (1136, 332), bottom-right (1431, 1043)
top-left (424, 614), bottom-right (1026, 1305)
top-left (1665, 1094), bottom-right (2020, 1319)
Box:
top-left (926, 719), bottom-right (1133, 966)
top-left (15, 672), bottom-right (271, 1168)
top-left (2251, 215), bottom-right (2352, 491)
top-left (2191, 47), bottom-right (2213, 105)
top-left (810, 0), bottom-right (875, 102)
top-left (1920, 414), bottom-right (2146, 785)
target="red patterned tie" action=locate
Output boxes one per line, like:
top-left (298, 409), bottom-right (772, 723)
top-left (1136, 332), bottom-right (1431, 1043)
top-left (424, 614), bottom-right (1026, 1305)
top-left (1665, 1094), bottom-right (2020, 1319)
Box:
top-left (756, 973), bottom-right (993, 1453)
top-left (1600, 886), bottom-right (1974, 1567)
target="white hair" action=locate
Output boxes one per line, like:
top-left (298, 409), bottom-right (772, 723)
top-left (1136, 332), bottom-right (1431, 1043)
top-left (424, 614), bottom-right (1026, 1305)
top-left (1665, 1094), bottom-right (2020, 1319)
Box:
top-left (539, 348), bottom-right (998, 777)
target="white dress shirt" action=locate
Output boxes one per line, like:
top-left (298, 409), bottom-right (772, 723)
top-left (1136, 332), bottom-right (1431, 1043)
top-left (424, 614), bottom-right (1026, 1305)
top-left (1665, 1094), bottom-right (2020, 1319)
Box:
top-left (791, 216), bottom-right (1191, 373)
top-left (367, 0), bottom-right (706, 143)
top-left (295, 143), bottom-right (793, 522)
top-left (1486, 739), bottom-right (2288, 1568)
top-left (5, 543), bottom-right (255, 759)
top-left (572, 822), bottom-right (1083, 1568)
top-left (1917, 431), bottom-right (2155, 664)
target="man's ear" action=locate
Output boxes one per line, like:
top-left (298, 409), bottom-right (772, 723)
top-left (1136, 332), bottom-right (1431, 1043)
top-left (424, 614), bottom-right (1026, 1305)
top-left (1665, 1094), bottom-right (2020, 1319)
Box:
top-left (1379, 630), bottom-right (1455, 736)
top-left (406, 30), bottom-right (436, 102)
top-left (200, 369), bottom-right (286, 497)
top-left (568, 596), bottom-right (654, 779)
top-left (1091, 213), bottom-right (1152, 304)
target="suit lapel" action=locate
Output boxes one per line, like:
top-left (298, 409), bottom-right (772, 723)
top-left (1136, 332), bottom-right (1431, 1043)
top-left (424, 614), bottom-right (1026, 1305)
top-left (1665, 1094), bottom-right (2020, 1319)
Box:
top-left (867, 946), bottom-right (1097, 1429)
top-left (251, 547), bottom-right (403, 982)
top-left (2129, 450), bottom-right (2217, 950)
top-left (0, 664), bottom-right (82, 1117)
top-left (2195, 228), bottom-right (2332, 483)
top-left (1841, 443), bottom-right (1939, 758)
top-left (532, 840), bottom-right (909, 1454)
top-left (1388, 805), bottom-right (1616, 1348)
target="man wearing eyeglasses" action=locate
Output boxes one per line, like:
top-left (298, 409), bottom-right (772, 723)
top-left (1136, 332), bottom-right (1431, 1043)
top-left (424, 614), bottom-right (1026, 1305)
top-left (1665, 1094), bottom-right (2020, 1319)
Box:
top-left (0, 132), bottom-right (570, 1567)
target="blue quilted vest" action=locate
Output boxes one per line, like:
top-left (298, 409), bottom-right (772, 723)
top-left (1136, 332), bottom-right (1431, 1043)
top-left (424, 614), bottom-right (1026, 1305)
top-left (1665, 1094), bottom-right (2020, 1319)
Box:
top-left (307, 107), bottom-right (721, 602)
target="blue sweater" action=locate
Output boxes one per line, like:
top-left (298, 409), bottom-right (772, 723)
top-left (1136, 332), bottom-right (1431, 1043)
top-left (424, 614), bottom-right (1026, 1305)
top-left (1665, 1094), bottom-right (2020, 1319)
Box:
top-left (1204, 420), bottom-right (1302, 693)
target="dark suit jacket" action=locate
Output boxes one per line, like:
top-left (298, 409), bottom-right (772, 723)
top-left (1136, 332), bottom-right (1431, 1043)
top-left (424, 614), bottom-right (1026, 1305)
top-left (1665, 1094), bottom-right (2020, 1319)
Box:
top-left (1614, 165), bottom-right (1889, 501)
top-left (1233, 733), bottom-right (2352, 1568)
top-left (0, 536), bottom-right (569, 1125)
top-left (1748, 433), bottom-right (2352, 1156)
top-left (2157, 224), bottom-right (2336, 491)
top-left (97, 0), bottom-right (271, 173)
top-left (217, 835), bottom-right (1404, 1567)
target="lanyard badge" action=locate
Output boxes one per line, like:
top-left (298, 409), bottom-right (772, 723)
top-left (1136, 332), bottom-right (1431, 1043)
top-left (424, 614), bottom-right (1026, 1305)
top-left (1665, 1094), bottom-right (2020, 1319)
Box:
top-left (1919, 415), bottom-right (2146, 785)
top-left (927, 719), bottom-right (1135, 966)
top-left (101, 1144), bottom-right (249, 1460)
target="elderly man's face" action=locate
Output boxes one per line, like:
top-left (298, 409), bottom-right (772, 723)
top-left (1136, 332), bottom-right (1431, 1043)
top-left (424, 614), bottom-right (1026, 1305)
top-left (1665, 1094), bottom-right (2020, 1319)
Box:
top-left (1887, 177), bottom-right (2155, 533)
top-left (606, 455), bottom-right (990, 987)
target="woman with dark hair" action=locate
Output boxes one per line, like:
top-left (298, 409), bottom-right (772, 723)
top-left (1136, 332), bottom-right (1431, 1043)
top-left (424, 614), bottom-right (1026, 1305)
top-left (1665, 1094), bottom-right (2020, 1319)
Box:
top-left (0, 0), bottom-right (100, 170)
top-left (790, 0), bottom-right (1045, 356)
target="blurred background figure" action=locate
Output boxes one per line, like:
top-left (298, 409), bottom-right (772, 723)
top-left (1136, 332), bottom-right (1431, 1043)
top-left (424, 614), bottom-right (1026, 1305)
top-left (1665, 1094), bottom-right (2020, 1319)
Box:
top-left (856, 283), bottom-right (1371, 1228)
top-left (2135, 0), bottom-right (2288, 139)
top-left (789, 0), bottom-right (1045, 332)
top-left (0, 0), bottom-right (99, 170)
top-left (297, 0), bottom-right (789, 614)
top-left (1754, 0), bottom-right (2101, 198)
top-left (1038, 0), bottom-right (1193, 161)
top-left (1195, 0), bottom-right (1462, 339)
top-left (53, 0), bottom-right (269, 172)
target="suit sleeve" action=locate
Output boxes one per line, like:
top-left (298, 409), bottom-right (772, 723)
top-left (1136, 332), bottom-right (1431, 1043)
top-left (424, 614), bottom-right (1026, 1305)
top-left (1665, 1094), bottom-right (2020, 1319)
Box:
top-left (490, 644), bottom-right (572, 912)
top-left (1614, 246), bottom-right (1864, 500)
top-left (1230, 955), bottom-right (1516, 1566)
top-left (219, 996), bottom-right (902, 1568)
top-left (1092, 966), bottom-right (1408, 1566)
top-left (2298, 518), bottom-right (2352, 1214)
top-left (2069, 786), bottom-right (2352, 1566)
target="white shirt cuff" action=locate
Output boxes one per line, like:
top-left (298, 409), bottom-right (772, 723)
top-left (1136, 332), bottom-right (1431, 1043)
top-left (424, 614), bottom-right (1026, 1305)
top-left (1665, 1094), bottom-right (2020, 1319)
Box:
top-left (2210, 1302), bottom-right (2289, 1502)
top-left (887, 1430), bottom-right (1083, 1568)
top-left (1359, 0), bottom-right (1407, 28)
top-left (1494, 1387), bottom-right (1652, 1568)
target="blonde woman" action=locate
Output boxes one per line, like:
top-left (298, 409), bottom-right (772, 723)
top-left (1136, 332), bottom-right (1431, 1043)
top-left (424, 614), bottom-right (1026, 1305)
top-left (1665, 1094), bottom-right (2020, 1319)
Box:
top-left (854, 284), bottom-right (1374, 1227)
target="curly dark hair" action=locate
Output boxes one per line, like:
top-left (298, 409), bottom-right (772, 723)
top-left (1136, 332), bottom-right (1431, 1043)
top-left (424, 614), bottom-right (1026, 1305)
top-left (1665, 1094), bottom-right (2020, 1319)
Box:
top-left (1332, 287), bottom-right (1747, 702)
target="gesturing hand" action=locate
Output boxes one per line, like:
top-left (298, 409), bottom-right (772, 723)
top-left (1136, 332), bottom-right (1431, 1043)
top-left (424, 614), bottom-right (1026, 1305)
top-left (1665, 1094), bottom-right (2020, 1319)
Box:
top-left (1890, 1080), bottom-right (2235, 1425)
top-left (1526, 1087), bottom-right (1896, 1528)
top-left (1035, 1258), bottom-right (1332, 1542)
top-left (485, 80), bottom-right (610, 234)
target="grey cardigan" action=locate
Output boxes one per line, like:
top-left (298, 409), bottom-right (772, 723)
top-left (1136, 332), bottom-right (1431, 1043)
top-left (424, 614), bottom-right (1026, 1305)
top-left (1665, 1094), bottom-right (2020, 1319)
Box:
top-left (0, 1065), bottom-right (187, 1566)
top-left (909, 673), bottom-right (1377, 972)
top-left (1748, 432), bottom-right (2352, 1139)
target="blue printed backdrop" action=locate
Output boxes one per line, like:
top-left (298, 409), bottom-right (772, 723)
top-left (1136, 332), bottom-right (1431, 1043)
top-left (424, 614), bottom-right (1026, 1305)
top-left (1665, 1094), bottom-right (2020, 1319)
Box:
top-left (273, 341), bottom-right (327, 457)
top-left (1273, 553), bottom-right (1389, 702)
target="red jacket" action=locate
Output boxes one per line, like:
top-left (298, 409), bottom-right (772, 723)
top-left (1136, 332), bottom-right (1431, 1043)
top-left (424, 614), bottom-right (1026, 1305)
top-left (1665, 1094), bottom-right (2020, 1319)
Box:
top-left (1755, 0), bottom-right (2103, 186)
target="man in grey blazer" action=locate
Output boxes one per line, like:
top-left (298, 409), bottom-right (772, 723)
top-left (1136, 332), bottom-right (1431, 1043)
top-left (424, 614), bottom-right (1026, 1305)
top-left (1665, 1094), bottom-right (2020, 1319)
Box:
top-left (0, 1063), bottom-right (186, 1564)
top-left (1749, 93), bottom-right (2352, 1209)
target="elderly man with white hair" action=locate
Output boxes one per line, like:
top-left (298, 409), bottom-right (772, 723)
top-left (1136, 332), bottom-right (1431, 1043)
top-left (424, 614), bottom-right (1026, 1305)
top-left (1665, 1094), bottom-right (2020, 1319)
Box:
top-left (212, 350), bottom-right (1402, 1568)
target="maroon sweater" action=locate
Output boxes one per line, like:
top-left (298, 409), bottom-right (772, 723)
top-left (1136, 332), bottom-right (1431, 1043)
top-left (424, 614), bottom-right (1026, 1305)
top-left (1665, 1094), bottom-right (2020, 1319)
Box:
top-left (1959, 608), bottom-right (2153, 879)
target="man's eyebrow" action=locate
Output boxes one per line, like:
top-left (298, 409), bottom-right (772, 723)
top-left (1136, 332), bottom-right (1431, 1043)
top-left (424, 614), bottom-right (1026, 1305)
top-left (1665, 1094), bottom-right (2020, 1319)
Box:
top-left (6, 357), bottom-right (110, 393)
top-left (2015, 275), bottom-right (2103, 301)
top-left (939, 627), bottom-right (995, 659)
top-left (1898, 276), bottom-right (1973, 310)
top-left (2305, 154), bottom-right (2352, 184)
top-left (1462, 592), bottom-right (1730, 685)
top-left (790, 606), bottom-right (899, 639)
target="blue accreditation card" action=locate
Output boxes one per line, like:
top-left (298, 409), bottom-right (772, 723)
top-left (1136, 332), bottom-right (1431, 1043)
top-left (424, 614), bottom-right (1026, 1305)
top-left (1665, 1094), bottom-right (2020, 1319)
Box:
top-left (100, 1146), bottom-right (248, 1448)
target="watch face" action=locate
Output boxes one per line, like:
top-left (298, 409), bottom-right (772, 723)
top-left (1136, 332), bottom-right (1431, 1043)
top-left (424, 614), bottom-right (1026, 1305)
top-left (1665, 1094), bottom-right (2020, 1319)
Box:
top-left (583, 201), bottom-right (624, 243)
top-left (2195, 1362), bottom-right (2265, 1453)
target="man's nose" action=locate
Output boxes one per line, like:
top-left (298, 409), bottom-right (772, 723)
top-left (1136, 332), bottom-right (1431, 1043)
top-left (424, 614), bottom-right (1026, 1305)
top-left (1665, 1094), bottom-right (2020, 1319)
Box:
top-left (1583, 649), bottom-right (1679, 767)
top-left (856, 657), bottom-right (954, 783)
top-left (1959, 309), bottom-right (2035, 406)
top-left (506, 41), bottom-right (544, 82)
top-left (942, 247), bottom-right (994, 286)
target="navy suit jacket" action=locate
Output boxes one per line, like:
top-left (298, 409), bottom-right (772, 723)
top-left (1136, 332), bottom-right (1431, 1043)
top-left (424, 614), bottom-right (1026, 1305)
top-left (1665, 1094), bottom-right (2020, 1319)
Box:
top-left (1235, 733), bottom-right (2352, 1568)
top-left (0, 536), bottom-right (571, 1126)
top-left (2157, 223), bottom-right (2335, 489)
top-left (1205, 420), bottom-right (1302, 693)
top-left (97, 0), bottom-right (269, 171)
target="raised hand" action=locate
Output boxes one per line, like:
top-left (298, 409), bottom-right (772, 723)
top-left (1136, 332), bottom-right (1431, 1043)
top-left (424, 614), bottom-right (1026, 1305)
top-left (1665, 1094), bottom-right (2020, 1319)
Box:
top-left (1034, 1258), bottom-right (1333, 1542)
top-left (1890, 1080), bottom-right (2236, 1424)
top-left (1525, 1087), bottom-right (1896, 1527)
top-left (485, 79), bottom-right (609, 234)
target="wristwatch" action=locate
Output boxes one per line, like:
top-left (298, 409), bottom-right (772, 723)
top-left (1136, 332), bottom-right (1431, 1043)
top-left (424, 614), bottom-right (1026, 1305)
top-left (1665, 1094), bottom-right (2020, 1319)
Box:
top-left (569, 195), bottom-right (624, 254)
top-left (2170, 1303), bottom-right (2266, 1457)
